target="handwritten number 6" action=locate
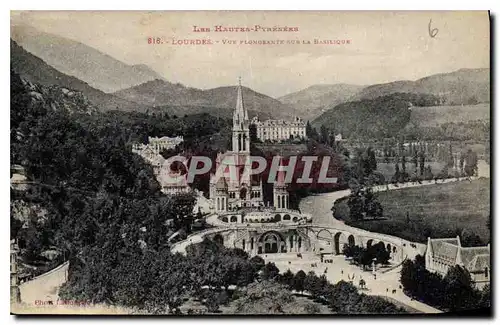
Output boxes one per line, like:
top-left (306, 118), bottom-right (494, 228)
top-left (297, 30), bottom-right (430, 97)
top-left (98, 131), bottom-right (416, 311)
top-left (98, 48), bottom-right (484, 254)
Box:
top-left (428, 19), bottom-right (438, 38)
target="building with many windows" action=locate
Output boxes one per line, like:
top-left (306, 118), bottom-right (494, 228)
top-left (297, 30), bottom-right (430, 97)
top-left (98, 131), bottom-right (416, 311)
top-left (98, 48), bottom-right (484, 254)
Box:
top-left (251, 116), bottom-right (307, 142)
top-left (132, 135), bottom-right (184, 157)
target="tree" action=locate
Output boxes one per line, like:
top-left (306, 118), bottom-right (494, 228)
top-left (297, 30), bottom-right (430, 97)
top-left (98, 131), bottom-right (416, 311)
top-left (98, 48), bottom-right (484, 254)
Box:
top-left (401, 155), bottom-right (407, 176)
top-left (464, 149), bottom-right (478, 177)
top-left (305, 121), bottom-right (313, 138)
top-left (364, 189), bottom-right (383, 220)
top-left (281, 269), bottom-right (295, 289)
top-left (354, 150), bottom-right (365, 184)
top-left (412, 150), bottom-right (418, 171)
top-left (423, 165), bottom-right (434, 180)
top-left (365, 147), bottom-right (377, 176)
top-left (328, 281), bottom-right (361, 313)
top-left (383, 147), bottom-right (390, 163)
top-left (204, 291), bottom-right (221, 313)
top-left (392, 161), bottom-right (400, 183)
top-left (460, 228), bottom-right (484, 247)
top-left (375, 246), bottom-right (390, 265)
top-left (304, 271), bottom-right (317, 292)
top-left (319, 125), bottom-right (329, 145)
top-left (419, 152), bottom-right (425, 176)
top-left (342, 243), bottom-right (354, 258)
top-left (261, 262), bottom-right (280, 280)
top-left (400, 259), bottom-right (420, 295)
top-left (347, 189), bottom-right (364, 221)
top-left (292, 270), bottom-right (306, 293)
top-left (249, 123), bottom-right (258, 143)
top-left (447, 143), bottom-right (454, 167)
top-left (249, 255), bottom-right (265, 272)
top-left (467, 95), bottom-right (478, 105)
top-left (443, 265), bottom-right (475, 310)
top-left (478, 284), bottom-right (491, 308)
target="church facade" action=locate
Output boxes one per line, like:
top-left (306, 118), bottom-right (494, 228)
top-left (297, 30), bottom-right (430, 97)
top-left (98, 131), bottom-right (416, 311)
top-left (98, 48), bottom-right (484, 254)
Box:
top-left (209, 79), bottom-right (289, 212)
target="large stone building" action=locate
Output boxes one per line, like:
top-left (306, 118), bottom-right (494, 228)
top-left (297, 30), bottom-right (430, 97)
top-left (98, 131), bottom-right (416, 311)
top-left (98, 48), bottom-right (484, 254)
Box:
top-left (425, 236), bottom-right (490, 289)
top-left (209, 79), bottom-right (290, 212)
top-left (133, 136), bottom-right (184, 156)
top-left (251, 116), bottom-right (306, 142)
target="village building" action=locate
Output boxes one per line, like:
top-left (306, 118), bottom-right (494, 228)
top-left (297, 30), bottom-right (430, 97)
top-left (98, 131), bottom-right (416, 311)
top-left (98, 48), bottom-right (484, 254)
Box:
top-left (425, 236), bottom-right (490, 289)
top-left (132, 135), bottom-right (184, 158)
top-left (132, 136), bottom-right (190, 195)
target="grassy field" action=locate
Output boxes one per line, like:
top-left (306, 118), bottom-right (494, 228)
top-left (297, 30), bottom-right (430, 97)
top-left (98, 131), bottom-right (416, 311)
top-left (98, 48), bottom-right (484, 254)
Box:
top-left (343, 179), bottom-right (490, 246)
top-left (410, 103), bottom-right (490, 127)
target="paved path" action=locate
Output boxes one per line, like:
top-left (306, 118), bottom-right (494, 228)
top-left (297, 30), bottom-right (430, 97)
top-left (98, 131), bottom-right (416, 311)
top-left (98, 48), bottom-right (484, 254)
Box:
top-left (265, 252), bottom-right (441, 313)
top-left (18, 262), bottom-right (69, 304)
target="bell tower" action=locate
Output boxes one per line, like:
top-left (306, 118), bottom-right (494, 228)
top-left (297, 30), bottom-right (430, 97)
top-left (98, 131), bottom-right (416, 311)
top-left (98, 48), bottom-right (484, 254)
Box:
top-left (232, 77), bottom-right (250, 153)
top-left (273, 156), bottom-right (289, 210)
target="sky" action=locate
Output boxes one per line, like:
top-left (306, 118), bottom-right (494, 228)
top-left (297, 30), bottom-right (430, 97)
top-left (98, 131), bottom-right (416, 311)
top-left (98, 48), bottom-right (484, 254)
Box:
top-left (11, 11), bottom-right (490, 98)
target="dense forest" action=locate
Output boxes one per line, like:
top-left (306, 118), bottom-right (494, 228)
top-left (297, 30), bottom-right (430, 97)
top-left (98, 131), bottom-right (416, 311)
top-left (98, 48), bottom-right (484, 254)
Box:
top-left (10, 69), bottom-right (220, 278)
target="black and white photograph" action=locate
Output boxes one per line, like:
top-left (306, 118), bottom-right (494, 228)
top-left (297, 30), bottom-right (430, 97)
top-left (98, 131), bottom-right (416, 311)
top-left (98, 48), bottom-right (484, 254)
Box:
top-left (9, 10), bottom-right (491, 315)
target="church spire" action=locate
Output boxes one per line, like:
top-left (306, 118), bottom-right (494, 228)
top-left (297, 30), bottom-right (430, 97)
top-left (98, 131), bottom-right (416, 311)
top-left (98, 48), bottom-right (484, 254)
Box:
top-left (234, 77), bottom-right (248, 124)
top-left (232, 77), bottom-right (250, 153)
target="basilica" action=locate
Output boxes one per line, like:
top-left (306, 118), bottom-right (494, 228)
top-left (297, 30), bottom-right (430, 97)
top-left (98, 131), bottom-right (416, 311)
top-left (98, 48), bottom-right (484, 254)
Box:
top-left (209, 79), bottom-right (289, 212)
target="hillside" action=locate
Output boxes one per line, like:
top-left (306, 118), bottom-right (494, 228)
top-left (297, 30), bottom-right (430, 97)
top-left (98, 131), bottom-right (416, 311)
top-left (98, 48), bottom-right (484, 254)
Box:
top-left (408, 103), bottom-right (490, 127)
top-left (278, 84), bottom-right (365, 120)
top-left (113, 80), bottom-right (290, 119)
top-left (355, 68), bottom-right (490, 105)
top-left (11, 24), bottom-right (163, 93)
top-left (312, 92), bottom-right (439, 140)
top-left (10, 40), bottom-right (150, 112)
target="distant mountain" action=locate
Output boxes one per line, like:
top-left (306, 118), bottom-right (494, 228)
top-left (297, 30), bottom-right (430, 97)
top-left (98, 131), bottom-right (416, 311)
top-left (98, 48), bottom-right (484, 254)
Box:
top-left (11, 39), bottom-right (150, 112)
top-left (11, 24), bottom-right (164, 93)
top-left (354, 68), bottom-right (490, 105)
top-left (113, 79), bottom-right (295, 119)
top-left (278, 84), bottom-right (365, 120)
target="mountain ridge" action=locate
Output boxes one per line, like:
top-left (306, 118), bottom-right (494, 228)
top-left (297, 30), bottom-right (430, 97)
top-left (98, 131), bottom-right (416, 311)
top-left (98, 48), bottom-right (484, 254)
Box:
top-left (112, 79), bottom-right (294, 120)
top-left (278, 84), bottom-right (365, 121)
top-left (353, 68), bottom-right (490, 104)
top-left (10, 39), bottom-right (151, 112)
top-left (11, 24), bottom-right (164, 93)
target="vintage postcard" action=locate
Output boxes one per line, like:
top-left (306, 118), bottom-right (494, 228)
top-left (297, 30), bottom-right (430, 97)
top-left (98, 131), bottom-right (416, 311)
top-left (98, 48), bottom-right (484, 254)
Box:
top-left (10, 11), bottom-right (490, 315)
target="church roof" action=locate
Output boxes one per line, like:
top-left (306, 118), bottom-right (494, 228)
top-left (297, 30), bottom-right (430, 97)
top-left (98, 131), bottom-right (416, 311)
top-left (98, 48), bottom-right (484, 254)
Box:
top-left (428, 237), bottom-right (490, 272)
top-left (459, 246), bottom-right (490, 270)
top-left (429, 237), bottom-right (460, 262)
top-left (466, 254), bottom-right (490, 273)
